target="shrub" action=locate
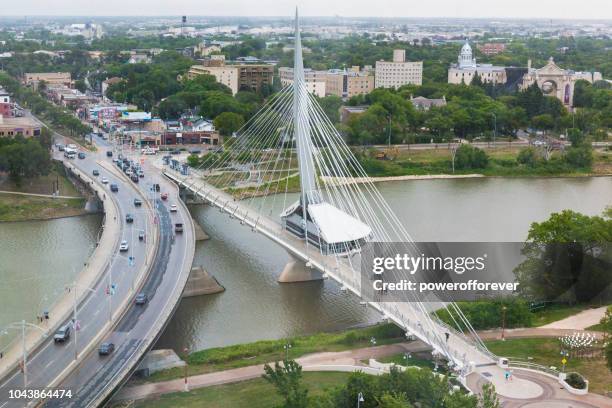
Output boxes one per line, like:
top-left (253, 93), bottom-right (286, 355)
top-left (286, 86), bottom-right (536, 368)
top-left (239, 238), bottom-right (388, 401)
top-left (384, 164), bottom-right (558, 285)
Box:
top-left (564, 146), bottom-right (593, 168)
top-left (455, 144), bottom-right (489, 170)
top-left (436, 298), bottom-right (533, 330)
top-left (565, 372), bottom-right (587, 389)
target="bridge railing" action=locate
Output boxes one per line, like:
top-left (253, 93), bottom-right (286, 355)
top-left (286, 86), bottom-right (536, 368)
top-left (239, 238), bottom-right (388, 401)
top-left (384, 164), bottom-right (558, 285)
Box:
top-left (507, 359), bottom-right (560, 378)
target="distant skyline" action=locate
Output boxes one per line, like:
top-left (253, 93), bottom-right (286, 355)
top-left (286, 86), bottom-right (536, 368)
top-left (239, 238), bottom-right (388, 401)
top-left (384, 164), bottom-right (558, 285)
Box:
top-left (3, 0), bottom-right (612, 20)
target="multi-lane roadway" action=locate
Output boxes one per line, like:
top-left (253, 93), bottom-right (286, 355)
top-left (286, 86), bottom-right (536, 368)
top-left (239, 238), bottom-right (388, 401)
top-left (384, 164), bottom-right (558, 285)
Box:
top-left (0, 133), bottom-right (194, 408)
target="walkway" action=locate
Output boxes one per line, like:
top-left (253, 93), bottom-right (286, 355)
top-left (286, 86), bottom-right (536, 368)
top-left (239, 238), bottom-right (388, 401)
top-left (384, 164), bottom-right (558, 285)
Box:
top-left (0, 190), bottom-right (82, 199)
top-left (540, 306), bottom-right (608, 330)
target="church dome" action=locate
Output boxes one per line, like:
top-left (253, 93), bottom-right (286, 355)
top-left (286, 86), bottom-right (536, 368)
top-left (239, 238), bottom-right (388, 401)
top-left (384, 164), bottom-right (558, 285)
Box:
top-left (458, 39), bottom-right (475, 68)
top-left (461, 41), bottom-right (472, 55)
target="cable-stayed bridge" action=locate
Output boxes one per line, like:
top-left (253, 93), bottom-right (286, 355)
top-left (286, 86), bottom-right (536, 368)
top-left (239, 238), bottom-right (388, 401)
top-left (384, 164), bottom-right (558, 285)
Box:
top-left (164, 9), bottom-right (500, 389)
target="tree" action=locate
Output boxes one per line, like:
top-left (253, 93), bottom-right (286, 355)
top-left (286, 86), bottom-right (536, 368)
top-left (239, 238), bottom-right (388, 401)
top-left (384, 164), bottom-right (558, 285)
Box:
top-left (517, 147), bottom-right (539, 167)
top-left (479, 383), bottom-right (500, 408)
top-left (567, 128), bottom-right (586, 147)
top-left (454, 144), bottom-right (489, 170)
top-left (74, 79), bottom-right (87, 93)
top-left (262, 360), bottom-right (308, 408)
top-left (318, 95), bottom-right (343, 124)
top-left (214, 112), bottom-right (245, 136)
top-left (530, 114), bottom-right (554, 132)
top-left (564, 146), bottom-right (593, 168)
top-left (377, 392), bottom-right (413, 408)
top-left (514, 209), bottom-right (612, 303)
top-left (157, 95), bottom-right (187, 120)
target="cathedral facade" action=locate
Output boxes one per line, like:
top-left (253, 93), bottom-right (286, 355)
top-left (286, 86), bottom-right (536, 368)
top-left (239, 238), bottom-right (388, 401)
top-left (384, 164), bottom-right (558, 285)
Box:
top-left (520, 57), bottom-right (603, 108)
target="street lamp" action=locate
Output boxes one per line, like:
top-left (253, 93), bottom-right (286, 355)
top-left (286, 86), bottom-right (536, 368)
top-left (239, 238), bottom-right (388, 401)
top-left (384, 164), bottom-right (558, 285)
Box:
top-left (491, 112), bottom-right (497, 148)
top-left (357, 392), bottom-right (365, 408)
top-left (1, 320), bottom-right (47, 388)
top-left (501, 305), bottom-right (507, 341)
top-left (65, 280), bottom-right (96, 361)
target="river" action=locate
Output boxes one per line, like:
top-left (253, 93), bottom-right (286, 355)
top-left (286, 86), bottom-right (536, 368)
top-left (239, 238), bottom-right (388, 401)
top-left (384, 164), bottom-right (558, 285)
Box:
top-left (154, 176), bottom-right (612, 351)
top-left (0, 214), bottom-right (103, 350)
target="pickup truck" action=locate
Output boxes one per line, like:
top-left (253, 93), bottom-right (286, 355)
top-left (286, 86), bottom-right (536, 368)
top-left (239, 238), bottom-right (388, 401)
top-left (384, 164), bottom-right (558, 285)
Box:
top-left (174, 223), bottom-right (184, 233)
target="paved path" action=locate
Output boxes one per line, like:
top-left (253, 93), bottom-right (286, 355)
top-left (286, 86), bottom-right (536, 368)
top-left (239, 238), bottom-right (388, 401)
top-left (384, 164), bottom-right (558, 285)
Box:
top-left (540, 306), bottom-right (608, 330)
top-left (0, 190), bottom-right (82, 199)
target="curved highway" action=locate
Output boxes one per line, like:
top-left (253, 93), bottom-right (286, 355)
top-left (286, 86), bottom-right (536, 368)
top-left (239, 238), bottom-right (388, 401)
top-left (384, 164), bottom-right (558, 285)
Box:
top-left (0, 133), bottom-right (194, 408)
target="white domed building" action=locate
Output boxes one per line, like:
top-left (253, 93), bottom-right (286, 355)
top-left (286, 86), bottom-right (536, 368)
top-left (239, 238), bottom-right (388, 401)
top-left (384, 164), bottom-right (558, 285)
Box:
top-left (448, 40), bottom-right (507, 85)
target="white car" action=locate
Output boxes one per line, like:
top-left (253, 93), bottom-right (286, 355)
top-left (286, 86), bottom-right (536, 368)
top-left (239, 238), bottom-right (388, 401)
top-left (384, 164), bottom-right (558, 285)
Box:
top-left (101, 177), bottom-right (109, 184)
top-left (119, 240), bottom-right (129, 252)
top-left (170, 204), bottom-right (177, 212)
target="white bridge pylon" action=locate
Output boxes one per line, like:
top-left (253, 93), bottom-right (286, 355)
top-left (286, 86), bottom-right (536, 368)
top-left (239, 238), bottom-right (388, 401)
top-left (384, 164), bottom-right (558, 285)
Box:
top-left (167, 8), bottom-right (497, 378)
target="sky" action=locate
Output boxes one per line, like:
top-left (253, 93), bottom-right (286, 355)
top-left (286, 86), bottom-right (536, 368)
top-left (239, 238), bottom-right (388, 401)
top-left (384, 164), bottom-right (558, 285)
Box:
top-left (3, 0), bottom-right (612, 19)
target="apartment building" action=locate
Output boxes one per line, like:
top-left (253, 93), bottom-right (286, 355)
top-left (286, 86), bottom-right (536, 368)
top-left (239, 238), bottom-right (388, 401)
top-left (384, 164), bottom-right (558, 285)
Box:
top-left (326, 66), bottom-right (374, 98)
top-left (187, 63), bottom-right (273, 95)
top-left (375, 49), bottom-right (423, 89)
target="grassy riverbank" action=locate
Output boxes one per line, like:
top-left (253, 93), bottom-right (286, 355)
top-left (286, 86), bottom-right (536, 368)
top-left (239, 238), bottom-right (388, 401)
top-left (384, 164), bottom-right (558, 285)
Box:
top-left (126, 372), bottom-right (350, 408)
top-left (139, 323), bottom-right (404, 384)
top-left (359, 146), bottom-right (611, 178)
top-left (0, 162), bottom-right (87, 221)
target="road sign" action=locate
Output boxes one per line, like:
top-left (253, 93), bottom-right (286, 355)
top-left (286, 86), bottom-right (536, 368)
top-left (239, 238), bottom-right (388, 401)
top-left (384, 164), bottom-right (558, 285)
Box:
top-left (561, 358), bottom-right (567, 365)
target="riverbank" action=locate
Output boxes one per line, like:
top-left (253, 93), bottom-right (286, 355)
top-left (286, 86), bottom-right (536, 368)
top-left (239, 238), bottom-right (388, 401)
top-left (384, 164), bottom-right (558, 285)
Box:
top-left (0, 162), bottom-right (91, 221)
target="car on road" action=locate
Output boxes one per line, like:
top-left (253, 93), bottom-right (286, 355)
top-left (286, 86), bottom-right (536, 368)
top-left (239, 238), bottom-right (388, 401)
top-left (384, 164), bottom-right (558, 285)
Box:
top-left (54, 325), bottom-right (71, 343)
top-left (161, 192), bottom-right (168, 200)
top-left (98, 342), bottom-right (115, 356)
top-left (119, 240), bottom-right (129, 252)
top-left (78, 152), bottom-right (86, 159)
top-left (101, 177), bottom-right (109, 184)
top-left (92, 169), bottom-right (100, 176)
top-left (131, 174), bottom-right (139, 183)
top-left (175, 223), bottom-right (183, 233)
top-left (134, 198), bottom-right (142, 207)
top-left (126, 214), bottom-right (134, 223)
top-left (134, 293), bottom-right (148, 305)
top-left (57, 144), bottom-right (65, 151)
top-left (106, 151), bottom-right (113, 157)
top-left (138, 170), bottom-right (145, 178)
top-left (170, 204), bottom-right (177, 212)
top-left (138, 230), bottom-right (145, 241)
top-left (110, 183), bottom-right (119, 192)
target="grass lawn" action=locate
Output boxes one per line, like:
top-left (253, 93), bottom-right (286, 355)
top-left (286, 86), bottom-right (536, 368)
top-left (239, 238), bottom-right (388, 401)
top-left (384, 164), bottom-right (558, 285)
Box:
top-left (139, 323), bottom-right (404, 384)
top-left (485, 337), bottom-right (611, 395)
top-left (0, 193), bottom-right (86, 221)
top-left (530, 304), bottom-right (598, 327)
top-left (130, 371), bottom-right (350, 408)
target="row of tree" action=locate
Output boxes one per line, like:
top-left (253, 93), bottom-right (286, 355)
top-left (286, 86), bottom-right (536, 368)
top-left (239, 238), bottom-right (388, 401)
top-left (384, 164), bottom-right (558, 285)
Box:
top-left (0, 135), bottom-right (52, 184)
top-left (262, 359), bottom-right (500, 408)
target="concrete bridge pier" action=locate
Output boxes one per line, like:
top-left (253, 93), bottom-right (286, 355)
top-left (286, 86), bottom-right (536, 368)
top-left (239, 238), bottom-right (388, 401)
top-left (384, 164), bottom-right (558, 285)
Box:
top-left (278, 253), bottom-right (324, 283)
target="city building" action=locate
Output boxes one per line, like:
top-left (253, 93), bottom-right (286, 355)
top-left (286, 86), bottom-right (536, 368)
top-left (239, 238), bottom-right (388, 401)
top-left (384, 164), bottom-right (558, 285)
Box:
top-left (375, 49), bottom-right (423, 89)
top-left (0, 115), bottom-right (41, 137)
top-left (326, 66), bottom-right (374, 98)
top-left (278, 67), bottom-right (327, 97)
top-left (520, 57), bottom-right (603, 108)
top-left (128, 54), bottom-right (152, 64)
top-left (163, 116), bottom-right (221, 146)
top-left (476, 43), bottom-right (506, 56)
top-left (448, 40), bottom-right (507, 85)
top-left (24, 72), bottom-right (72, 88)
top-left (0, 87), bottom-right (12, 118)
top-left (187, 62), bottom-right (273, 95)
top-left (340, 105), bottom-right (368, 123)
top-left (195, 43), bottom-right (222, 56)
top-left (409, 95), bottom-right (447, 111)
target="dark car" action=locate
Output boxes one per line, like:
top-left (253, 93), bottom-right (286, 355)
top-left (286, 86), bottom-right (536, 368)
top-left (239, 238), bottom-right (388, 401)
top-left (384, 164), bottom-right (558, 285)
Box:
top-left (54, 325), bottom-right (71, 343)
top-left (131, 174), bottom-right (139, 183)
top-left (78, 152), bottom-right (86, 159)
top-left (106, 151), bottom-right (113, 157)
top-left (161, 192), bottom-right (168, 200)
top-left (175, 223), bottom-right (184, 233)
top-left (138, 230), bottom-right (145, 241)
top-left (134, 198), bottom-right (142, 207)
top-left (92, 169), bottom-right (100, 176)
top-left (58, 145), bottom-right (65, 151)
top-left (135, 293), bottom-right (148, 305)
top-left (110, 183), bottom-right (119, 192)
top-left (126, 214), bottom-right (134, 223)
top-left (98, 342), bottom-right (115, 356)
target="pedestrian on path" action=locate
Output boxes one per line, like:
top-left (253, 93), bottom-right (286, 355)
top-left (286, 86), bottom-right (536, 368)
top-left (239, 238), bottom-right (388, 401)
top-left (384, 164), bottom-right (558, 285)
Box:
top-left (504, 370), bottom-right (510, 381)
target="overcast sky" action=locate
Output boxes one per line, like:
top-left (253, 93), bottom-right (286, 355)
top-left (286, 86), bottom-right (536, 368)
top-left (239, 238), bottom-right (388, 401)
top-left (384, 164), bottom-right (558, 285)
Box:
top-left (4, 0), bottom-right (612, 19)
